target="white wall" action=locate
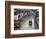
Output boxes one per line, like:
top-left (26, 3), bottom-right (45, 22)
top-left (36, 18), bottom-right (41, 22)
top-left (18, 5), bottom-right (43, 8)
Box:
top-left (0, 0), bottom-right (46, 39)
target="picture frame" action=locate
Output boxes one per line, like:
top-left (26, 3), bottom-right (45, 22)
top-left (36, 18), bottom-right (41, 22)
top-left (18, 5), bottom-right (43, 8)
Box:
top-left (5, 1), bottom-right (45, 38)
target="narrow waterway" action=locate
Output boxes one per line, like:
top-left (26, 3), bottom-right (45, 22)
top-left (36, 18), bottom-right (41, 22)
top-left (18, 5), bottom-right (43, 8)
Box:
top-left (20, 15), bottom-right (35, 30)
